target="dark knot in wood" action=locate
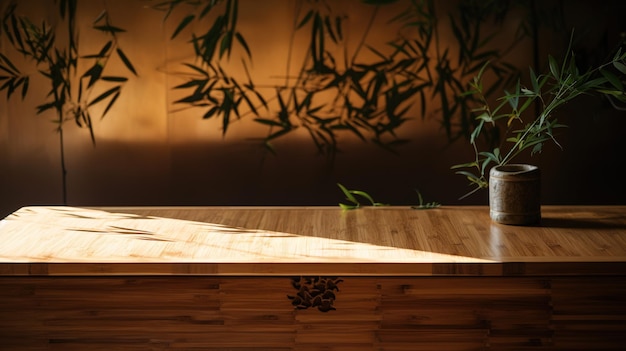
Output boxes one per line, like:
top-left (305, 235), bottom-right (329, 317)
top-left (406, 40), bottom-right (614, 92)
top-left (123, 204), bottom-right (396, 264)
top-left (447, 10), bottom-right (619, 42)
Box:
top-left (287, 276), bottom-right (343, 312)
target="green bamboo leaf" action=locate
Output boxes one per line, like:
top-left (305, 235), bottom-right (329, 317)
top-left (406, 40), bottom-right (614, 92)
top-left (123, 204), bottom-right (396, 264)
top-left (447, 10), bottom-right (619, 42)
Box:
top-left (171, 14), bottom-right (195, 40)
top-left (600, 68), bottom-right (624, 91)
top-left (416, 190), bottom-right (424, 206)
top-left (613, 61), bottom-right (626, 74)
top-left (480, 158), bottom-right (493, 175)
top-left (478, 150), bottom-right (500, 163)
top-left (451, 161), bottom-right (478, 170)
top-left (579, 77), bottom-right (609, 91)
top-left (480, 156), bottom-right (496, 176)
top-left (597, 89), bottom-right (625, 97)
top-left (548, 55), bottom-right (560, 79)
top-left (531, 142), bottom-right (544, 155)
top-left (412, 202), bottom-right (441, 210)
top-left (454, 170), bottom-right (481, 182)
top-left (411, 190), bottom-right (441, 209)
top-left (116, 48), bottom-right (137, 76)
top-left (337, 183), bottom-right (358, 204)
top-left (469, 119), bottom-right (484, 144)
top-left (350, 190), bottom-right (376, 205)
top-left (505, 86), bottom-right (519, 110)
top-left (339, 203), bottom-right (358, 210)
top-left (505, 136), bottom-right (519, 143)
top-left (475, 111), bottom-right (493, 122)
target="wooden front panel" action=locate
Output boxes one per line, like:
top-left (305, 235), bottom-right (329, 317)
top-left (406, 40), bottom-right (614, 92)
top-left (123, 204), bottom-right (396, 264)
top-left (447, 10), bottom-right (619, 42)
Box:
top-left (551, 277), bottom-right (626, 350)
top-left (2, 276), bottom-right (625, 350)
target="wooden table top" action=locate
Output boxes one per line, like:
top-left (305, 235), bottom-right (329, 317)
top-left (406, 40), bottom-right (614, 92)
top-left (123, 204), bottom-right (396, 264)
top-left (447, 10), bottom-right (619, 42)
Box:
top-left (1, 205), bottom-right (625, 276)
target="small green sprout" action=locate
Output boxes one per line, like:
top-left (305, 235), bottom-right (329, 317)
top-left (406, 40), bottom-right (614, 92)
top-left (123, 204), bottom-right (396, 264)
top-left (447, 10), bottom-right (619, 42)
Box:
top-left (337, 183), bottom-right (388, 210)
top-left (411, 189), bottom-right (441, 210)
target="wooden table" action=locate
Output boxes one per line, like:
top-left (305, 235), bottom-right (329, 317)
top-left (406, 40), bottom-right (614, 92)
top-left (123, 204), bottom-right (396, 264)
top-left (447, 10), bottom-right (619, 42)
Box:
top-left (1, 205), bottom-right (625, 350)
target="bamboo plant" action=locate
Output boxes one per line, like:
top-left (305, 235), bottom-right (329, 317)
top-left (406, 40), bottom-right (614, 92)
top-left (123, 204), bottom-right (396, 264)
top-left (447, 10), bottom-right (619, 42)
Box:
top-left (452, 33), bottom-right (626, 199)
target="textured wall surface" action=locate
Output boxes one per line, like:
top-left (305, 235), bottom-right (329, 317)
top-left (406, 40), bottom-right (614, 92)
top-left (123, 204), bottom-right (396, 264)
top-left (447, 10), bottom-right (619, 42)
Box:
top-left (1, 0), bottom-right (625, 218)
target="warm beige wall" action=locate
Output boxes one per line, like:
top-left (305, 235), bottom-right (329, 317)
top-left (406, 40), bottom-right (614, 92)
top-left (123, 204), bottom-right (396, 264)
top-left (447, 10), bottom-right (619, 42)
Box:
top-left (1, 0), bottom-right (625, 217)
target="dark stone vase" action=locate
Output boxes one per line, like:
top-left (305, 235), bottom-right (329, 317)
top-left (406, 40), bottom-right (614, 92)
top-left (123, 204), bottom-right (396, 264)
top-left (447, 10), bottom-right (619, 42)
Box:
top-left (489, 164), bottom-right (541, 225)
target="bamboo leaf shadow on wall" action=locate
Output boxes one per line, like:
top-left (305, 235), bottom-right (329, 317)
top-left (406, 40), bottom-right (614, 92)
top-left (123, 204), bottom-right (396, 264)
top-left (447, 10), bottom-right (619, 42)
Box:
top-left (152, 0), bottom-right (538, 158)
top-left (0, 0), bottom-right (137, 205)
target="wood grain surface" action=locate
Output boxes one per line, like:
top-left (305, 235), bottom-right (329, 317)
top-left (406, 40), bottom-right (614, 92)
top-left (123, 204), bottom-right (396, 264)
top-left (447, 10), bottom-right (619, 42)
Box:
top-left (1, 206), bottom-right (625, 350)
top-left (1, 275), bottom-right (625, 350)
top-left (1, 205), bottom-right (625, 276)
